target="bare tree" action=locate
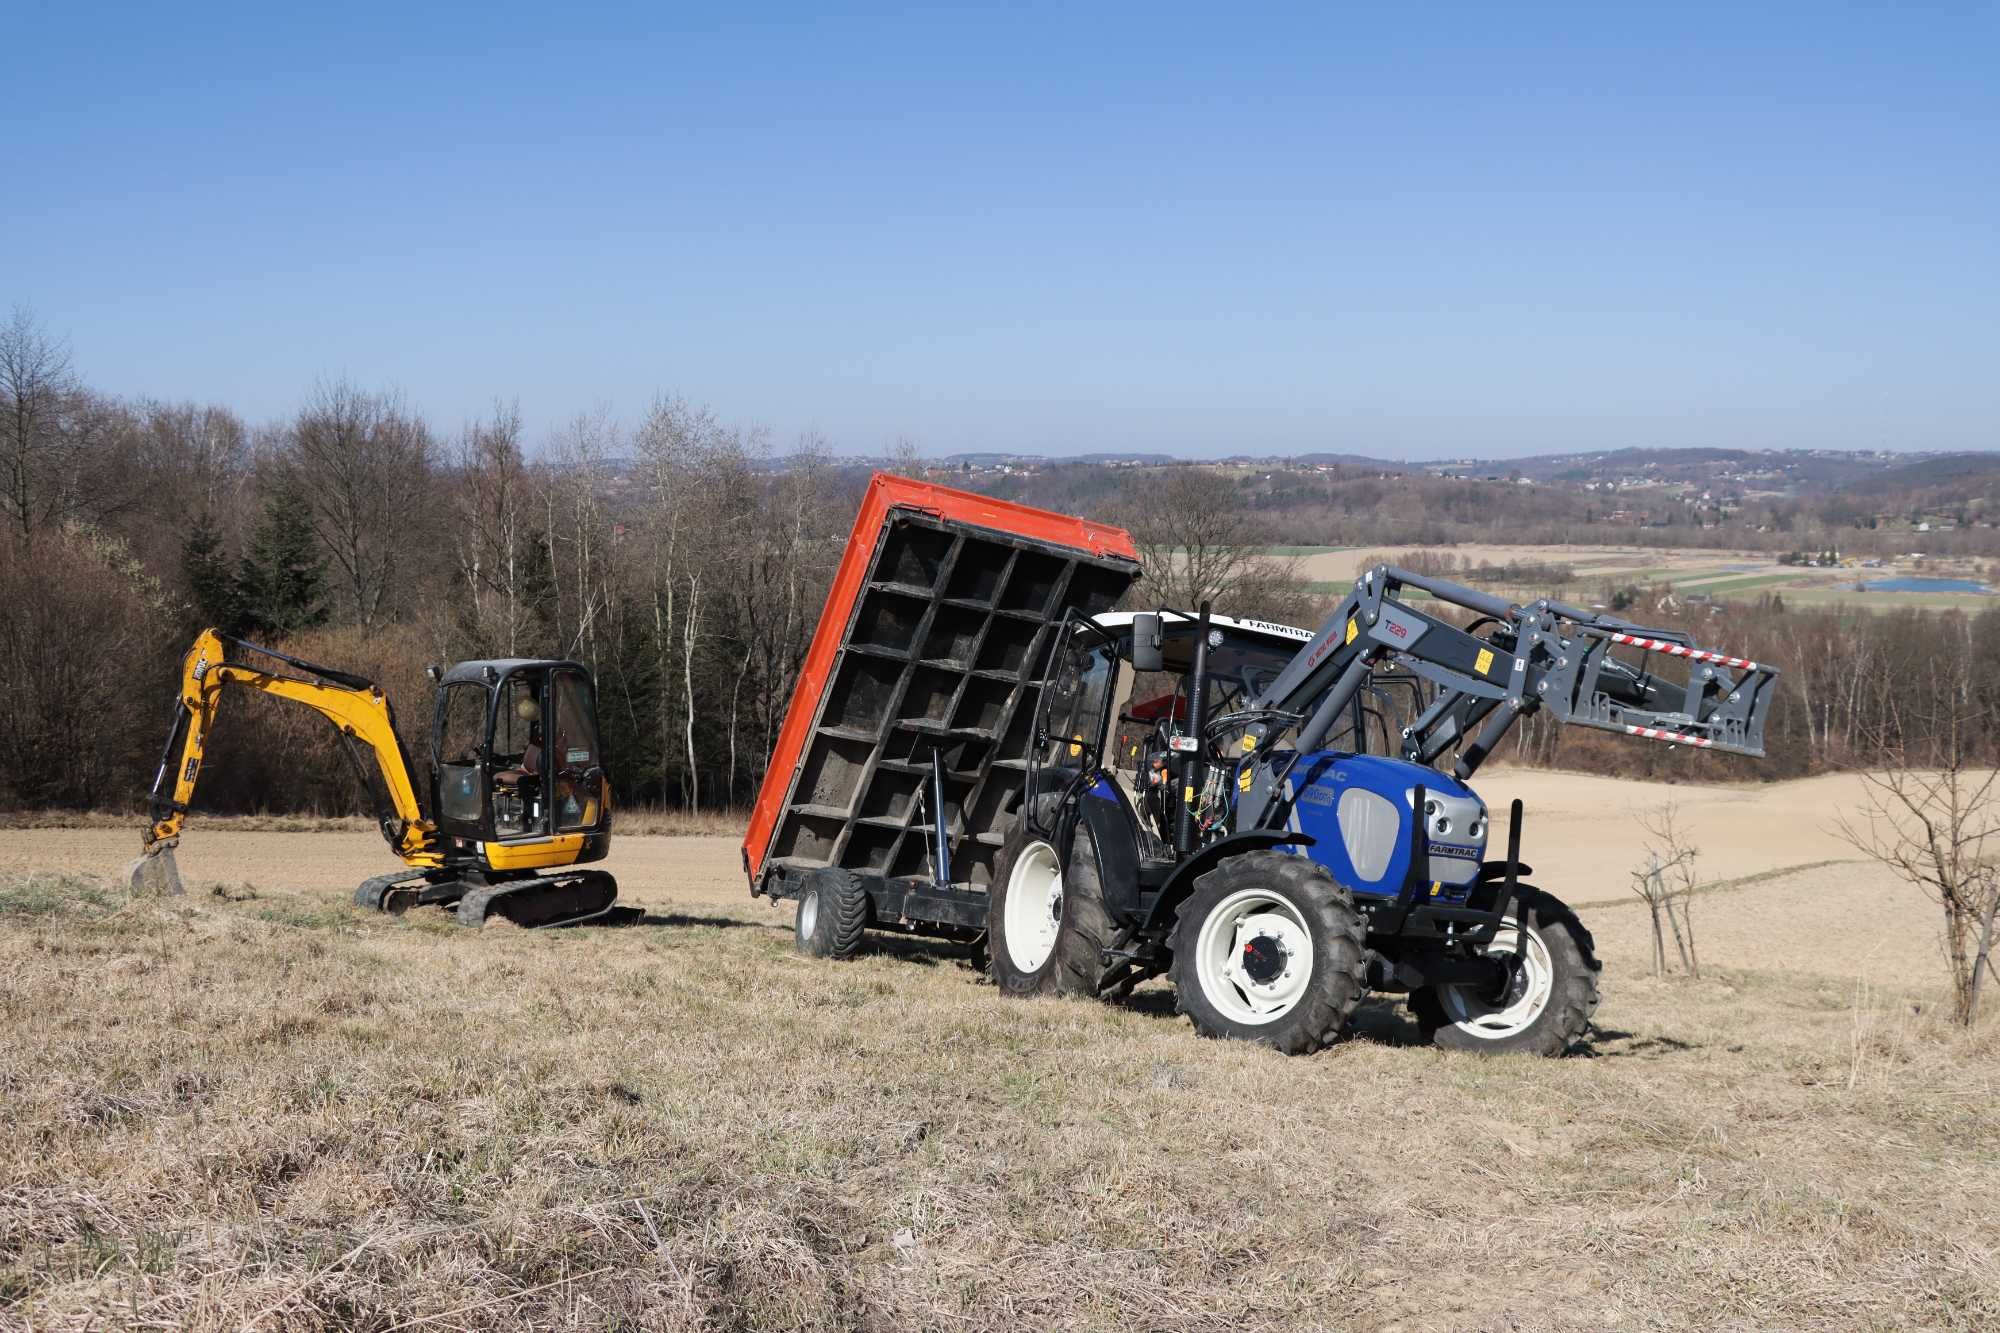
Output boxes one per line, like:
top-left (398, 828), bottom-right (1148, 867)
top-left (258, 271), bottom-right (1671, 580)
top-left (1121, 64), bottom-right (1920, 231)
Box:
top-left (1632, 803), bottom-right (1701, 977)
top-left (450, 402), bottom-right (539, 656)
top-left (544, 407), bottom-right (620, 661)
top-left (1122, 466), bottom-right (1313, 621)
top-left (1835, 704), bottom-right (2000, 1025)
top-left (0, 307), bottom-right (133, 537)
top-left (634, 395), bottom-right (734, 807)
top-left (286, 379), bottom-right (435, 626)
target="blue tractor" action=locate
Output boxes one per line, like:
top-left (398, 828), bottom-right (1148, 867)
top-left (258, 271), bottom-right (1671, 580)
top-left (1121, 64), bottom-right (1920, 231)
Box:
top-left (986, 566), bottom-right (1781, 1055)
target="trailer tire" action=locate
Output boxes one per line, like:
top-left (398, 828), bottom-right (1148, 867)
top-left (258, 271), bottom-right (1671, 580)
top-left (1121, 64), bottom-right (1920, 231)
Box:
top-left (987, 825), bottom-right (1113, 999)
top-left (1409, 887), bottom-right (1600, 1056)
top-left (1170, 851), bottom-right (1367, 1055)
top-left (795, 868), bottom-right (870, 960)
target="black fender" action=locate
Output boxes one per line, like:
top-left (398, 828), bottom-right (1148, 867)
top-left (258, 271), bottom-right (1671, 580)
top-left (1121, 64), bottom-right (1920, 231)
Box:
top-left (1139, 829), bottom-right (1316, 935)
top-left (1070, 780), bottom-right (1145, 921)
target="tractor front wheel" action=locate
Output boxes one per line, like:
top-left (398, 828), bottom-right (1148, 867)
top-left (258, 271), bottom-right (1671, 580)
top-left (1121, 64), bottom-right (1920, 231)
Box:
top-left (1409, 886), bottom-right (1600, 1056)
top-left (1170, 851), bottom-right (1367, 1056)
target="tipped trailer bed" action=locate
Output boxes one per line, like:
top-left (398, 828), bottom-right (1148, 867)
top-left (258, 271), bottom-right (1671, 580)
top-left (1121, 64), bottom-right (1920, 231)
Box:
top-left (743, 473), bottom-right (1140, 944)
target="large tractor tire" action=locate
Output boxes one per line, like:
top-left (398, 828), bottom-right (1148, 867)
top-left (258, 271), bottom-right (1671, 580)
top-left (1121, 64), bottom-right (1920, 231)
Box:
top-left (794, 867), bottom-right (870, 960)
top-left (1409, 886), bottom-right (1601, 1056)
top-left (986, 824), bottom-right (1114, 999)
top-left (1169, 851), bottom-right (1367, 1056)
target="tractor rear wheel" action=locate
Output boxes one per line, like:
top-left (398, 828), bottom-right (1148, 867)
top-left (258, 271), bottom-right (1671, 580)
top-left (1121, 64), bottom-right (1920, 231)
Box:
top-left (1170, 851), bottom-right (1367, 1056)
top-left (1409, 886), bottom-right (1600, 1056)
top-left (987, 824), bottom-right (1113, 999)
top-left (795, 868), bottom-right (870, 959)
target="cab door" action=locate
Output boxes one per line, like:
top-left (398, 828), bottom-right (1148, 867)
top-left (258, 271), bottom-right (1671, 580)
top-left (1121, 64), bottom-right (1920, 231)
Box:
top-left (548, 668), bottom-right (607, 831)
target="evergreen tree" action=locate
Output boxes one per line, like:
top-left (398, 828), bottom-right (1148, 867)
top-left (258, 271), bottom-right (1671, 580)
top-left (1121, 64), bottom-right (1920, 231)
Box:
top-left (519, 527), bottom-right (560, 648)
top-left (236, 479), bottom-right (328, 636)
top-left (180, 511), bottom-right (241, 633)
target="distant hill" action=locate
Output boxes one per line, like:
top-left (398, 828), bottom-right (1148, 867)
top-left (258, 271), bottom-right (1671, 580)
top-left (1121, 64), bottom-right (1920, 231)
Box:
top-left (1837, 452), bottom-right (2000, 496)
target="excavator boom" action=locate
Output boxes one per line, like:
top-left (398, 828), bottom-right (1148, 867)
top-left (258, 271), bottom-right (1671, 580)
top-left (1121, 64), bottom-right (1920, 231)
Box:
top-left (134, 630), bottom-right (439, 889)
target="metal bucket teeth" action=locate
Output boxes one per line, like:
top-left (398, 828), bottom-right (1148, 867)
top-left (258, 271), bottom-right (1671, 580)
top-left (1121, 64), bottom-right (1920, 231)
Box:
top-left (455, 871), bottom-right (618, 929)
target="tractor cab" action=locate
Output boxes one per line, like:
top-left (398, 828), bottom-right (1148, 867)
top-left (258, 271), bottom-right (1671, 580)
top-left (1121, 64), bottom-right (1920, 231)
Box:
top-left (1030, 610), bottom-right (1320, 850)
top-left (429, 658), bottom-right (612, 871)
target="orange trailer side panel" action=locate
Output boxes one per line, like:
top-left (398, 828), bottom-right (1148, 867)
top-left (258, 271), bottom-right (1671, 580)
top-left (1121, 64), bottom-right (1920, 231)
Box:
top-left (741, 472), bottom-right (1138, 889)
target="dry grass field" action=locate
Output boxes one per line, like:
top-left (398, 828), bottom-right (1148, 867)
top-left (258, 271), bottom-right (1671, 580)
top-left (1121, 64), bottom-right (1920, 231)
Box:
top-left (2, 773), bottom-right (1996, 1330)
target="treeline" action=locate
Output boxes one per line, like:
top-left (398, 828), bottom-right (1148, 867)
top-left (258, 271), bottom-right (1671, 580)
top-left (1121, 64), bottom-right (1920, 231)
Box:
top-left (979, 461), bottom-right (2000, 559)
top-left (1, 308), bottom-right (860, 815)
top-left (4, 305), bottom-right (1995, 819)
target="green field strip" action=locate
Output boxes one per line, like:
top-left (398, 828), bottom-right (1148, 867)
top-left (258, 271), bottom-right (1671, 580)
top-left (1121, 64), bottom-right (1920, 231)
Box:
top-left (1675, 572), bottom-right (1813, 594)
top-left (1779, 586), bottom-right (1997, 614)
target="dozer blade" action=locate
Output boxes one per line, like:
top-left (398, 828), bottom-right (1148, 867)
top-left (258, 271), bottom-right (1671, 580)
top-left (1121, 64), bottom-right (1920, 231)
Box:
top-left (456, 870), bottom-right (618, 929)
top-left (125, 845), bottom-right (186, 897)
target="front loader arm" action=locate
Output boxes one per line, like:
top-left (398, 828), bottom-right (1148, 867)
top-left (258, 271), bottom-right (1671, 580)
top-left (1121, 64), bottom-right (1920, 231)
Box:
top-left (1234, 565), bottom-right (1782, 825)
top-left (142, 629), bottom-right (439, 865)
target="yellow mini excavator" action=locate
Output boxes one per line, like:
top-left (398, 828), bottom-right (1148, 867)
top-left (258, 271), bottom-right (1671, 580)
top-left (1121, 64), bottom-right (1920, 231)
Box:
top-left (130, 629), bottom-right (619, 927)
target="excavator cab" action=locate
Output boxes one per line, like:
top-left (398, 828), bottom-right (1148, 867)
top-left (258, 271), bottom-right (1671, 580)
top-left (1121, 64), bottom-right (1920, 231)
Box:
top-left (428, 659), bottom-right (612, 867)
top-left (130, 630), bottom-right (619, 928)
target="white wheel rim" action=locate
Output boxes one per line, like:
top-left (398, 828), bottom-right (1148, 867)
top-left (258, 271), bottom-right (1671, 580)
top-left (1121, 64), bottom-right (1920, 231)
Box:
top-left (1437, 918), bottom-right (1555, 1040)
top-left (1193, 887), bottom-right (1316, 1026)
top-left (1003, 841), bottom-right (1064, 973)
top-left (798, 888), bottom-right (819, 940)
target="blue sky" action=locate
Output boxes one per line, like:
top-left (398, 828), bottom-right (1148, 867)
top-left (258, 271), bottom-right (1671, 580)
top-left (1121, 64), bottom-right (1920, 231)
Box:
top-left (6, 3), bottom-right (1996, 458)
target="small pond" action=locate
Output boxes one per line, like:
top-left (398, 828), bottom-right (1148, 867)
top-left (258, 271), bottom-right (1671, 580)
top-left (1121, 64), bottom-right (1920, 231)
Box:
top-left (1854, 577), bottom-right (1991, 594)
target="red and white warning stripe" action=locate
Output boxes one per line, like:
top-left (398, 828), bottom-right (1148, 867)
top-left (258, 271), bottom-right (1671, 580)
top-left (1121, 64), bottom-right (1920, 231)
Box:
top-left (1625, 724), bottom-right (1714, 747)
top-left (1607, 632), bottom-right (1759, 671)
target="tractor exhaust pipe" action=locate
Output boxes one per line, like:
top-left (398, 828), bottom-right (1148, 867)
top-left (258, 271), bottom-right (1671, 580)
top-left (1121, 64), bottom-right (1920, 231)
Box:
top-left (1175, 602), bottom-right (1213, 854)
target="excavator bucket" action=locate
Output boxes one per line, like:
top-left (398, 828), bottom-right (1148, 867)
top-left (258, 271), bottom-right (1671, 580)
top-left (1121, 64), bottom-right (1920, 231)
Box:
top-left (124, 845), bottom-right (186, 897)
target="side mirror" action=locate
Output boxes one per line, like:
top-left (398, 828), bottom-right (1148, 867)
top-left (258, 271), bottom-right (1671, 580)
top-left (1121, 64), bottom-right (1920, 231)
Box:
top-left (425, 664), bottom-right (442, 683)
top-left (1131, 612), bottom-right (1164, 672)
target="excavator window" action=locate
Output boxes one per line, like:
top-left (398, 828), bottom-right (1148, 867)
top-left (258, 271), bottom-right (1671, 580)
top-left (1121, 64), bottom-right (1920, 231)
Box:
top-left (436, 683), bottom-right (487, 824)
top-left (550, 669), bottom-right (602, 831)
top-left (492, 671), bottom-right (551, 837)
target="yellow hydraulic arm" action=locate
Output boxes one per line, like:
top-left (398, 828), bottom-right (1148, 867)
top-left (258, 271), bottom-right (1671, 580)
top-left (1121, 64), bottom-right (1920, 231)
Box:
top-left (141, 629), bottom-right (439, 866)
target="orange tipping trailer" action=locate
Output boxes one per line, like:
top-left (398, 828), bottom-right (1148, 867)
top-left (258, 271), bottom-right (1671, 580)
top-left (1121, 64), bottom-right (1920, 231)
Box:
top-left (743, 472), bottom-right (1141, 943)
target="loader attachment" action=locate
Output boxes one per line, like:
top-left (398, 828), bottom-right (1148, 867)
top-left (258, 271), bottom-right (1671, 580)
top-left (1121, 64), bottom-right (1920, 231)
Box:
top-left (1539, 627), bottom-right (1780, 758)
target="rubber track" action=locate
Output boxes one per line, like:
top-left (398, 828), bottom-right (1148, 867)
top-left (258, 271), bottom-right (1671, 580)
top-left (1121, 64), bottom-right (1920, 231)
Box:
top-left (352, 870), bottom-right (438, 912)
top-left (1171, 850), bottom-right (1369, 1056)
top-left (456, 871), bottom-right (617, 928)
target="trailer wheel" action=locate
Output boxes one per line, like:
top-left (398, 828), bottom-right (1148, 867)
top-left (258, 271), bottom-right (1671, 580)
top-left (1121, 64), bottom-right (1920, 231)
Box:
top-left (987, 825), bottom-right (1113, 998)
top-left (795, 868), bottom-right (870, 960)
top-left (1170, 851), bottom-right (1367, 1055)
top-left (1409, 887), bottom-right (1600, 1056)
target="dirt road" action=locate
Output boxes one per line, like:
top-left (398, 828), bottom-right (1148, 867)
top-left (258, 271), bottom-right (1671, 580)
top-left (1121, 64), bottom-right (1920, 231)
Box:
top-left (0, 769), bottom-right (1947, 985)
